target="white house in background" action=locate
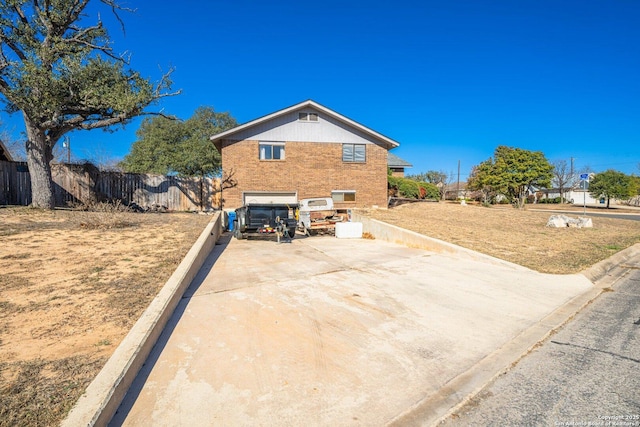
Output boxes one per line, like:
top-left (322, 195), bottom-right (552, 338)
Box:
top-left (536, 182), bottom-right (606, 206)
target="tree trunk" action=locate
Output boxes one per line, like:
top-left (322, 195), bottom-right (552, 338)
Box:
top-left (24, 116), bottom-right (55, 209)
top-left (199, 174), bottom-right (204, 211)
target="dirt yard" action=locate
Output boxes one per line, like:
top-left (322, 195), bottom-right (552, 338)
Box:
top-left (366, 202), bottom-right (640, 274)
top-left (0, 207), bottom-right (212, 427)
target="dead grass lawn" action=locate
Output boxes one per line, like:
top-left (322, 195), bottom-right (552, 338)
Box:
top-left (366, 202), bottom-right (640, 274)
top-left (0, 207), bottom-right (212, 427)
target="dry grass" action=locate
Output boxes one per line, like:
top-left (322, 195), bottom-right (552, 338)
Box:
top-left (366, 202), bottom-right (640, 274)
top-left (0, 207), bottom-right (212, 427)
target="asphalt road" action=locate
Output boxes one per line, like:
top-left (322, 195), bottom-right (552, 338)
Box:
top-left (439, 266), bottom-right (640, 426)
top-left (579, 212), bottom-right (640, 221)
top-left (533, 209), bottom-right (640, 222)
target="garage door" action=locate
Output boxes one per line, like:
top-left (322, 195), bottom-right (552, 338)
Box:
top-left (242, 191), bottom-right (298, 205)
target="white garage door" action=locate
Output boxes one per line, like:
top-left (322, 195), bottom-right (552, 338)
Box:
top-left (242, 191), bottom-right (298, 205)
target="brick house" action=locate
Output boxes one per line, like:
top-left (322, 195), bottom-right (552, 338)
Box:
top-left (0, 140), bottom-right (13, 161)
top-left (388, 152), bottom-right (412, 177)
top-left (210, 100), bottom-right (401, 209)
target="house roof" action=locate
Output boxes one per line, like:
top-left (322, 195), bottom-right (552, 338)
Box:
top-left (388, 152), bottom-right (412, 168)
top-left (210, 99), bottom-right (400, 150)
top-left (0, 140), bottom-right (13, 161)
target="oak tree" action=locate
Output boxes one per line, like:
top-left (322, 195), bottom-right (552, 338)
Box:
top-left (120, 107), bottom-right (237, 177)
top-left (588, 169), bottom-right (633, 208)
top-left (469, 146), bottom-right (553, 208)
top-left (0, 0), bottom-right (176, 208)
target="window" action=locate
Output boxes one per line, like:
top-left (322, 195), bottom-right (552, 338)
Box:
top-left (308, 199), bottom-right (328, 207)
top-left (259, 142), bottom-right (285, 160)
top-left (332, 191), bottom-right (356, 203)
top-left (299, 112), bottom-right (319, 122)
top-left (342, 144), bottom-right (366, 162)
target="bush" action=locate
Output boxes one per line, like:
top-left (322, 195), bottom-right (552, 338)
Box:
top-left (397, 179), bottom-right (421, 198)
top-left (388, 177), bottom-right (439, 200)
top-left (539, 197), bottom-right (561, 204)
top-left (418, 182), bottom-right (440, 200)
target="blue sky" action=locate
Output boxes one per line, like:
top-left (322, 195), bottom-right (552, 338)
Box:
top-left (3, 0), bottom-right (639, 180)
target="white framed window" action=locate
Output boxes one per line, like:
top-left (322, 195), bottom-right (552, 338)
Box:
top-left (259, 142), bottom-right (285, 160)
top-left (332, 190), bottom-right (356, 203)
top-left (298, 112), bottom-right (319, 122)
top-left (342, 144), bottom-right (366, 162)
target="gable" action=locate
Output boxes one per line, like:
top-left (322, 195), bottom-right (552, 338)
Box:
top-left (211, 100), bottom-right (399, 151)
top-left (224, 107), bottom-right (385, 146)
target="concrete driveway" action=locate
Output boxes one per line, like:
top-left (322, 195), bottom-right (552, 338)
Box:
top-left (110, 233), bottom-right (593, 426)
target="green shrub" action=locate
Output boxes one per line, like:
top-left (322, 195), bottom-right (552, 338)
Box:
top-left (397, 178), bottom-right (421, 198)
top-left (388, 177), bottom-right (440, 200)
top-left (418, 182), bottom-right (440, 200)
top-left (539, 197), bottom-right (561, 204)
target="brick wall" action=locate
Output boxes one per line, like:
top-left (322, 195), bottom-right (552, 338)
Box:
top-left (220, 139), bottom-right (388, 209)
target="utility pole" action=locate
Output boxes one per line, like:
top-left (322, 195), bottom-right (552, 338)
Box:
top-left (570, 157), bottom-right (574, 177)
top-left (570, 157), bottom-right (574, 185)
top-left (457, 160), bottom-right (460, 200)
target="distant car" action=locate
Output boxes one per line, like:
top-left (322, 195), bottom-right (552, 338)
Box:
top-left (233, 204), bottom-right (298, 241)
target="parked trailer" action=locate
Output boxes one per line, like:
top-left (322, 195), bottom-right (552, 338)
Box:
top-left (297, 197), bottom-right (346, 236)
top-left (233, 203), bottom-right (298, 242)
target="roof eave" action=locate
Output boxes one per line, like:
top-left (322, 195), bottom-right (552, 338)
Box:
top-left (210, 100), bottom-right (400, 150)
top-left (0, 140), bottom-right (13, 161)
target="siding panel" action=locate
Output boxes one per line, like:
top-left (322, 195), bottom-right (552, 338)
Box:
top-left (229, 109), bottom-right (383, 145)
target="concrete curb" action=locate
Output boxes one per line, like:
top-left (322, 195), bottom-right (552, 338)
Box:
top-left (412, 285), bottom-right (605, 427)
top-left (581, 243), bottom-right (640, 286)
top-left (352, 211), bottom-right (529, 271)
top-left (360, 218), bottom-right (638, 426)
top-left (62, 212), bottom-right (223, 427)
top-left (419, 246), bottom-right (640, 426)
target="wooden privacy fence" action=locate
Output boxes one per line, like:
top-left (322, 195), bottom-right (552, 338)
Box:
top-left (0, 161), bottom-right (222, 211)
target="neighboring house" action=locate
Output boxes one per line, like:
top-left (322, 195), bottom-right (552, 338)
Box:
top-left (387, 152), bottom-right (412, 177)
top-left (443, 181), bottom-right (469, 200)
top-left (210, 100), bottom-right (400, 209)
top-left (530, 184), bottom-right (603, 205)
top-left (0, 140), bottom-right (13, 161)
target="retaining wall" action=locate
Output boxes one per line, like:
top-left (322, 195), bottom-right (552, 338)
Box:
top-left (351, 211), bottom-right (529, 271)
top-left (62, 212), bottom-right (223, 427)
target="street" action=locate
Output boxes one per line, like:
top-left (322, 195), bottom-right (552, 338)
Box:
top-left (531, 208), bottom-right (640, 222)
top-left (440, 266), bottom-right (640, 426)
